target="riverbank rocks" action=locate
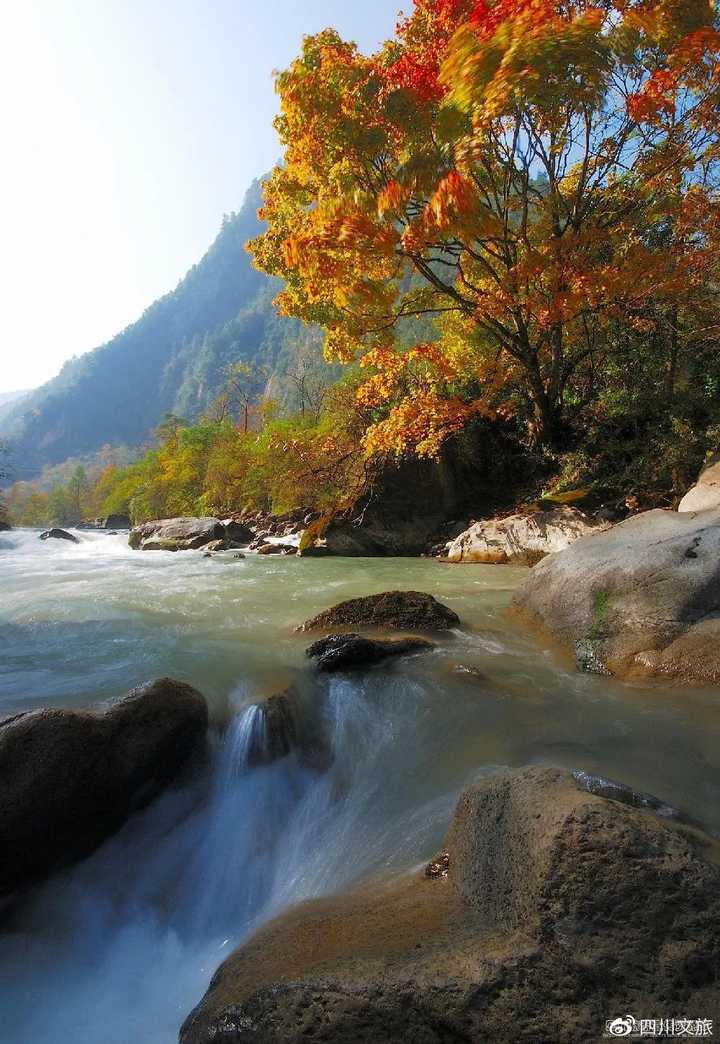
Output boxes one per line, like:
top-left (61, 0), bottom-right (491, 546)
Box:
top-left (298, 591), bottom-right (460, 633)
top-left (180, 765), bottom-right (720, 1044)
top-left (129, 517), bottom-right (252, 552)
top-left (306, 633), bottom-right (434, 672)
top-left (257, 543), bottom-right (296, 556)
top-left (446, 506), bottom-right (609, 565)
top-left (679, 453), bottom-right (720, 513)
top-left (39, 528), bottom-right (79, 544)
top-left (0, 678), bottom-right (208, 896)
top-left (514, 506), bottom-right (720, 683)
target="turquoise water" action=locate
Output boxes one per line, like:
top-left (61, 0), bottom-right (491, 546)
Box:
top-left (1, 527), bottom-right (718, 1043)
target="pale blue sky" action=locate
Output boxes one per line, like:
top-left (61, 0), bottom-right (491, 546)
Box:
top-left (0, 0), bottom-right (399, 393)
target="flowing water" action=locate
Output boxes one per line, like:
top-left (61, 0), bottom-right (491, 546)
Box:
top-left (1, 527), bottom-right (719, 1043)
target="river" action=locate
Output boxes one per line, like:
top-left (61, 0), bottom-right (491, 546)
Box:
top-left (1, 527), bottom-right (718, 1043)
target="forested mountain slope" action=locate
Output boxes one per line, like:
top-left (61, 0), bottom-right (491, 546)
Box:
top-left (0, 179), bottom-right (319, 477)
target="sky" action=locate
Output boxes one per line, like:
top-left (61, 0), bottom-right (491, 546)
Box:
top-left (0, 0), bottom-right (399, 394)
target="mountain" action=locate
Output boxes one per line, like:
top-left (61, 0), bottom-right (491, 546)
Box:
top-left (0, 179), bottom-right (324, 478)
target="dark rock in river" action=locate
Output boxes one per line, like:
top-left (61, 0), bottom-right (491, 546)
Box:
top-left (246, 688), bottom-right (332, 773)
top-left (39, 528), bottom-right (79, 544)
top-left (180, 765), bottom-right (720, 1044)
top-left (0, 677), bottom-right (208, 897)
top-left (514, 505), bottom-right (720, 683)
top-left (223, 520), bottom-right (255, 545)
top-left (298, 591), bottom-right (460, 633)
top-left (0, 520), bottom-right (12, 532)
top-left (306, 633), bottom-right (433, 672)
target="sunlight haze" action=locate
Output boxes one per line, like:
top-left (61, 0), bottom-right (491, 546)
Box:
top-left (0, 0), bottom-right (397, 393)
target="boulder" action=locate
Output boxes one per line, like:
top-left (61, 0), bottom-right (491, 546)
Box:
top-left (446, 506), bottom-right (610, 565)
top-left (245, 688), bottom-right (331, 773)
top-left (203, 539), bottom-right (246, 553)
top-left (223, 520), bottom-right (255, 544)
top-left (39, 528), bottom-right (79, 544)
top-left (0, 519), bottom-right (11, 532)
top-left (513, 506), bottom-right (720, 683)
top-left (102, 513), bottom-right (131, 529)
top-left (0, 678), bottom-right (208, 896)
top-left (297, 591), bottom-right (460, 633)
top-left (679, 453), bottom-right (720, 513)
top-left (256, 543), bottom-right (296, 556)
top-left (129, 517), bottom-right (225, 551)
top-left (306, 633), bottom-right (434, 672)
top-left (180, 766), bottom-right (720, 1044)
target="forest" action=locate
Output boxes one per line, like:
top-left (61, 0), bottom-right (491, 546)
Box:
top-left (5, 0), bottom-right (720, 529)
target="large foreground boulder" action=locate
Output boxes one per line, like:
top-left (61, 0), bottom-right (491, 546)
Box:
top-left (298, 591), bottom-right (460, 633)
top-left (129, 517), bottom-right (252, 552)
top-left (0, 678), bottom-right (208, 896)
top-left (446, 506), bottom-right (609, 565)
top-left (514, 507), bottom-right (720, 683)
top-left (679, 453), bottom-right (720, 513)
top-left (181, 765), bottom-right (720, 1044)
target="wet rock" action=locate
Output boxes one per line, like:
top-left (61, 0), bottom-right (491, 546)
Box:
top-left (247, 688), bottom-right (331, 773)
top-left (571, 769), bottom-right (683, 820)
top-left (256, 543), bottom-right (296, 556)
top-left (129, 517), bottom-right (225, 551)
top-left (446, 506), bottom-right (609, 565)
top-left (679, 453), bottom-right (720, 513)
top-left (223, 520), bottom-right (255, 545)
top-left (39, 528), bottom-right (79, 544)
top-left (0, 520), bottom-right (11, 532)
top-left (181, 766), bottom-right (720, 1044)
top-left (0, 678), bottom-right (208, 897)
top-left (298, 591), bottom-right (460, 633)
top-left (306, 633), bottom-right (433, 672)
top-left (203, 539), bottom-right (246, 553)
top-left (514, 506), bottom-right (720, 683)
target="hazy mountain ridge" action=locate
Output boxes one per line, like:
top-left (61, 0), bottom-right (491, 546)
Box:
top-left (1, 178), bottom-right (321, 478)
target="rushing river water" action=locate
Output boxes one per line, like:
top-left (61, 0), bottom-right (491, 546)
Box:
top-left (1, 527), bottom-right (719, 1043)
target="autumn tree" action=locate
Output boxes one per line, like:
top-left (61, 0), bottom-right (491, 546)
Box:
top-left (250, 0), bottom-right (720, 453)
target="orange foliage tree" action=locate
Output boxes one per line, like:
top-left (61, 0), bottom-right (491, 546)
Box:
top-left (250, 0), bottom-right (720, 453)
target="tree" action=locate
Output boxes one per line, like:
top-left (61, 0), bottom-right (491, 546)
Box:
top-left (250, 0), bottom-right (720, 453)
top-left (67, 465), bottom-right (89, 521)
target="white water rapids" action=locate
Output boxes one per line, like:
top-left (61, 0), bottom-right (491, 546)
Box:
top-left (1, 527), bottom-right (718, 1042)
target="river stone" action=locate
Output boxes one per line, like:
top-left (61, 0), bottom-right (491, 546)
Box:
top-left (39, 528), bottom-right (79, 544)
top-left (514, 506), bottom-right (720, 683)
top-left (679, 453), bottom-right (720, 513)
top-left (297, 591), bottom-right (460, 633)
top-left (180, 766), bottom-right (720, 1044)
top-left (306, 633), bottom-right (434, 672)
top-left (0, 520), bottom-right (12, 532)
top-left (203, 539), bottom-right (246, 553)
top-left (129, 517), bottom-right (225, 551)
top-left (0, 677), bottom-right (208, 896)
top-left (446, 506), bottom-right (609, 565)
top-left (247, 688), bottom-right (331, 773)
